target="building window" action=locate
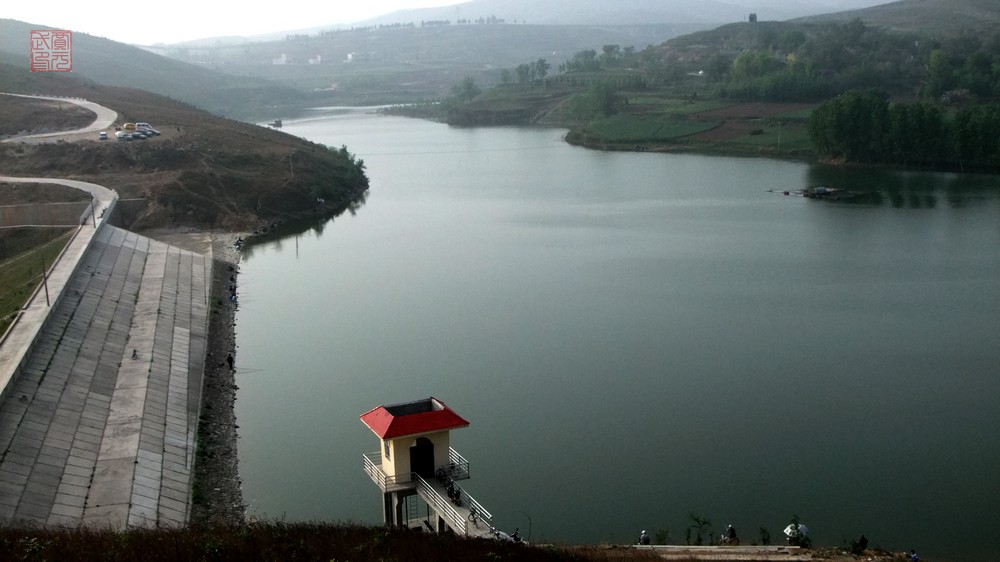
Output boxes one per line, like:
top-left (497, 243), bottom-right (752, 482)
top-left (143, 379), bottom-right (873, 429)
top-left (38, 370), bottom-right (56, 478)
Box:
top-left (384, 441), bottom-right (390, 460)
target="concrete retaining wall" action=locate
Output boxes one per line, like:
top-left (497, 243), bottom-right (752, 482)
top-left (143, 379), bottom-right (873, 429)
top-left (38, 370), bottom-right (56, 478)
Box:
top-left (0, 197), bottom-right (117, 402)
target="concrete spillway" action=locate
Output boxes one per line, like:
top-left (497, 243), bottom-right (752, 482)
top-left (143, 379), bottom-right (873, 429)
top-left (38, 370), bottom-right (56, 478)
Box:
top-left (0, 225), bottom-right (210, 527)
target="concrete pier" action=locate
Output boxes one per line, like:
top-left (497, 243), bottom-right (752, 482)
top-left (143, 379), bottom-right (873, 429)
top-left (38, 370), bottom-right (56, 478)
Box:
top-left (0, 225), bottom-right (210, 528)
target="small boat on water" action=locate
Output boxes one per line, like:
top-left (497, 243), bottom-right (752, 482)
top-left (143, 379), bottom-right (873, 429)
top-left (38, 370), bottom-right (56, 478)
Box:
top-left (269, 119), bottom-right (282, 128)
top-left (802, 186), bottom-right (852, 199)
top-left (772, 186), bottom-right (861, 200)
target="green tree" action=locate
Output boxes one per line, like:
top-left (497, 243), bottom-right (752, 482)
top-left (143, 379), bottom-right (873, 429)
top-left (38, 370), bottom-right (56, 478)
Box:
top-left (926, 49), bottom-right (955, 99)
top-left (565, 49), bottom-right (599, 72)
top-left (569, 80), bottom-right (622, 119)
top-left (731, 51), bottom-right (782, 82)
top-left (601, 44), bottom-right (621, 66)
top-left (952, 105), bottom-right (1000, 170)
top-left (808, 89), bottom-right (891, 162)
top-left (590, 81), bottom-right (621, 116)
top-left (450, 76), bottom-right (481, 103)
top-left (515, 63), bottom-right (530, 84)
top-left (889, 102), bottom-right (947, 166)
top-left (534, 58), bottom-right (551, 82)
top-left (706, 53), bottom-right (732, 81)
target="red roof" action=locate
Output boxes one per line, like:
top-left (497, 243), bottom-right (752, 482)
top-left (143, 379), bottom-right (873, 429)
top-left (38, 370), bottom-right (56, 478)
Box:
top-left (360, 397), bottom-right (469, 439)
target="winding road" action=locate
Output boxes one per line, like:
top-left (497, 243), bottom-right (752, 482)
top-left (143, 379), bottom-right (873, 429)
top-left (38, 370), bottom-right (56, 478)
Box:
top-left (1, 92), bottom-right (118, 144)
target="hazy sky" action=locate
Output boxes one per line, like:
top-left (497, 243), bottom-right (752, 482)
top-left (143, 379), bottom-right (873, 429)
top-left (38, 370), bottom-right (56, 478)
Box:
top-left (6, 0), bottom-right (466, 45)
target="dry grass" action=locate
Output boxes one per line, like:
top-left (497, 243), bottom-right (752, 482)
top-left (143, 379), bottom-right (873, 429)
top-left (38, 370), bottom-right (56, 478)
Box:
top-left (0, 523), bottom-right (592, 562)
top-left (0, 82), bottom-right (369, 231)
top-left (0, 181), bottom-right (91, 205)
top-left (0, 229), bottom-right (73, 333)
top-left (0, 95), bottom-right (94, 137)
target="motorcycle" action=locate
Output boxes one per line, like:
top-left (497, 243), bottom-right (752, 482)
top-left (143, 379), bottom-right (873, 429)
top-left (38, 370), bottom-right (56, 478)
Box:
top-left (445, 480), bottom-right (462, 506)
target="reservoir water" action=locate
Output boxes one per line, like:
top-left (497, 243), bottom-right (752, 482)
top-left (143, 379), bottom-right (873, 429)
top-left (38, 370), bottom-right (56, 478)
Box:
top-left (234, 108), bottom-right (1000, 561)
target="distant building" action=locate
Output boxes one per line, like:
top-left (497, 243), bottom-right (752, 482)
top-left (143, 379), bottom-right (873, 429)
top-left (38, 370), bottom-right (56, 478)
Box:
top-left (272, 54), bottom-right (287, 65)
top-left (308, 55), bottom-right (322, 64)
top-left (749, 13), bottom-right (758, 22)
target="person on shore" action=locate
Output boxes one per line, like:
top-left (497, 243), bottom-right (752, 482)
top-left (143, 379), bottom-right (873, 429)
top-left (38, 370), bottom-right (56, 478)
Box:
top-left (851, 534), bottom-right (868, 554)
top-left (638, 529), bottom-right (650, 545)
top-left (783, 520), bottom-right (809, 546)
top-left (725, 524), bottom-right (738, 545)
top-left (226, 353), bottom-right (234, 371)
top-left (910, 549), bottom-right (919, 562)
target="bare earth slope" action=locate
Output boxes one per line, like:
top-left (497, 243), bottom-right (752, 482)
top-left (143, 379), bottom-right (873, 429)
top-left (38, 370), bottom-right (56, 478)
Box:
top-left (0, 65), bottom-right (368, 232)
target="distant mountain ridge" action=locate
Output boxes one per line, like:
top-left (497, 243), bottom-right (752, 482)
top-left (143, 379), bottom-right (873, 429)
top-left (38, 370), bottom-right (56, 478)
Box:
top-left (796, 0), bottom-right (1000, 36)
top-left (0, 19), bottom-right (305, 117)
top-left (356, 0), bottom-right (895, 27)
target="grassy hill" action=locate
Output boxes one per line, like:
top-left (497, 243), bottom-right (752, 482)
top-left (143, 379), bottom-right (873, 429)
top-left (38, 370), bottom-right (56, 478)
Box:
top-left (151, 24), bottom-right (704, 105)
top-left (797, 0), bottom-right (1000, 37)
top-left (415, 0), bottom-right (1000, 167)
top-left (354, 0), bottom-right (894, 27)
top-left (0, 62), bottom-right (367, 232)
top-left (0, 19), bottom-right (306, 118)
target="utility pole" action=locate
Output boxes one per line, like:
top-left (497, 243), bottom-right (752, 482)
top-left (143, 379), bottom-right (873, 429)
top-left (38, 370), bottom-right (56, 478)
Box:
top-left (40, 254), bottom-right (50, 307)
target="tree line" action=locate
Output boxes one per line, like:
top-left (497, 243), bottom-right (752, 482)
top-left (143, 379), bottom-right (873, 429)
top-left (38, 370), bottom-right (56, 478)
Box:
top-left (499, 59), bottom-right (551, 85)
top-left (808, 90), bottom-right (1000, 172)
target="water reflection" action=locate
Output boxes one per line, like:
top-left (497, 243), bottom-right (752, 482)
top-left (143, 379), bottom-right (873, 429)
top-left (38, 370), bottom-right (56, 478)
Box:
top-left (241, 190), bottom-right (368, 259)
top-left (235, 114), bottom-right (1000, 562)
top-left (803, 163), bottom-right (1000, 208)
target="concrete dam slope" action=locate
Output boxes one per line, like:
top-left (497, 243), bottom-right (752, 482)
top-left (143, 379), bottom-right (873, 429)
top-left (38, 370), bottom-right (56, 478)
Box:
top-left (0, 225), bottom-right (210, 528)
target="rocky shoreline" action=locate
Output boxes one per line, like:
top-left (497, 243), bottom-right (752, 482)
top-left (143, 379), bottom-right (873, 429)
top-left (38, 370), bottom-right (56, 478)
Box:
top-left (190, 233), bottom-right (246, 524)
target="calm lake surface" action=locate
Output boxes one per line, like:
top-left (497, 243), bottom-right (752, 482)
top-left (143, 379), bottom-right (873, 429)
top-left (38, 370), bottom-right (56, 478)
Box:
top-left (235, 108), bottom-right (1000, 561)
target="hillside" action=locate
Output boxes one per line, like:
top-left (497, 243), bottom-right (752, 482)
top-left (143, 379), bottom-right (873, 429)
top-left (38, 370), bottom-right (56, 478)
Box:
top-left (0, 63), bottom-right (368, 232)
top-left (356, 0), bottom-right (894, 27)
top-left (152, 24), bottom-right (703, 105)
top-left (797, 0), bottom-right (1000, 37)
top-left (0, 19), bottom-right (306, 118)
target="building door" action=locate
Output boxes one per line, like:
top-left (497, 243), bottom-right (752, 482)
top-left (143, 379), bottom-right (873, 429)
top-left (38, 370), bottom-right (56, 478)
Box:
top-left (410, 437), bottom-right (434, 478)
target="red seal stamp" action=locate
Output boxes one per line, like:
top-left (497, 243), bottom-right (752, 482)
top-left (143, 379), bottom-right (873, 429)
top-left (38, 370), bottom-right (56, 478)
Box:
top-left (30, 30), bottom-right (73, 72)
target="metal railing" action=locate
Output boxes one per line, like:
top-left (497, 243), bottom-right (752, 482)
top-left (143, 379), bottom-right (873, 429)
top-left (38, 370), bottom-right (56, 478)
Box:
top-left (458, 482), bottom-right (494, 533)
top-left (414, 473), bottom-right (469, 535)
top-left (362, 448), bottom-right (496, 538)
top-left (362, 452), bottom-right (414, 492)
top-left (447, 448), bottom-right (471, 480)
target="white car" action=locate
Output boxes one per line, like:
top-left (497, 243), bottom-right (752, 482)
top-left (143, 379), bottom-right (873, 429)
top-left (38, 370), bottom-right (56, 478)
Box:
top-left (98, 131), bottom-right (108, 140)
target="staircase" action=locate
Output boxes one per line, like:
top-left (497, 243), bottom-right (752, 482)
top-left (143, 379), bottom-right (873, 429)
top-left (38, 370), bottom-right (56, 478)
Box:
top-left (413, 473), bottom-right (494, 538)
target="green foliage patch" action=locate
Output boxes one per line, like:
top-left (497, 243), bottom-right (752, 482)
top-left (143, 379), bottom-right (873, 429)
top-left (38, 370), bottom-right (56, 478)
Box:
top-left (584, 114), bottom-right (720, 143)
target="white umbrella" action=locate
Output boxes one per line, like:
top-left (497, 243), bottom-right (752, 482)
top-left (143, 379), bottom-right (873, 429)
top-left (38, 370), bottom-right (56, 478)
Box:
top-left (784, 524), bottom-right (809, 537)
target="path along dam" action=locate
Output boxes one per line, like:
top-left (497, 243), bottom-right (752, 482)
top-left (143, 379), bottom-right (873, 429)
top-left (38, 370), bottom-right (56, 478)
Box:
top-left (0, 171), bottom-right (212, 527)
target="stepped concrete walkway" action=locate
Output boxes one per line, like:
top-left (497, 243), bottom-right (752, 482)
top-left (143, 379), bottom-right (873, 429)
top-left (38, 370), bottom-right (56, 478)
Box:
top-left (0, 225), bottom-right (211, 528)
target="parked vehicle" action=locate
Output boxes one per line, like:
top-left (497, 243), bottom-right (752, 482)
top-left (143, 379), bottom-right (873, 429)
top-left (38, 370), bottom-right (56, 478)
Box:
top-left (123, 122), bottom-right (136, 130)
top-left (136, 122), bottom-right (160, 135)
top-left (98, 131), bottom-right (108, 140)
top-left (115, 131), bottom-right (130, 141)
